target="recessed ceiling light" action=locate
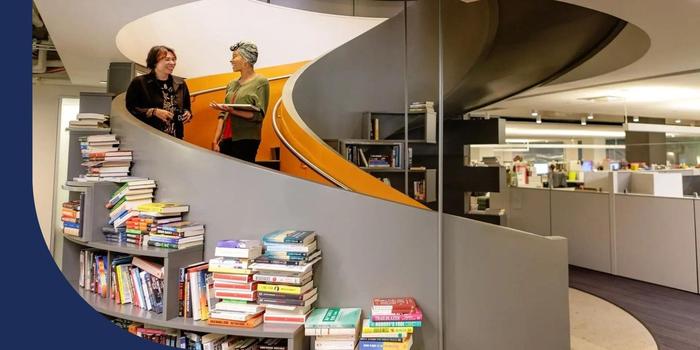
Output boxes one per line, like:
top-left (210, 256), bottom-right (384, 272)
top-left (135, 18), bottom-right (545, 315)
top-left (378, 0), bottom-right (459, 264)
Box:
top-left (536, 115), bottom-right (542, 124)
top-left (531, 110), bottom-right (538, 117)
top-left (98, 80), bottom-right (107, 84)
top-left (587, 113), bottom-right (594, 120)
top-left (675, 119), bottom-right (682, 124)
top-left (633, 116), bottom-right (639, 122)
top-left (581, 117), bottom-right (587, 126)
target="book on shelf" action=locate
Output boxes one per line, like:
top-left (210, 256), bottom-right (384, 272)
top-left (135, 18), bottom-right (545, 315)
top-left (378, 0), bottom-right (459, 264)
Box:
top-left (131, 256), bottom-right (165, 279)
top-left (372, 297), bottom-right (417, 314)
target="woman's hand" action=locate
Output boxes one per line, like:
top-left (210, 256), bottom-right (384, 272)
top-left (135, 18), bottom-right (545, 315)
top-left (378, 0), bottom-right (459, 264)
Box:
top-left (212, 141), bottom-right (220, 152)
top-left (153, 108), bottom-right (174, 122)
top-left (209, 101), bottom-right (226, 111)
top-left (209, 102), bottom-right (236, 114)
top-left (181, 110), bottom-right (192, 123)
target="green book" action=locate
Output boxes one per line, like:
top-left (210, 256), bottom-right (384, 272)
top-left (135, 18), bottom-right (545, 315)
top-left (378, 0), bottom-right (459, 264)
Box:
top-left (305, 308), bottom-right (362, 329)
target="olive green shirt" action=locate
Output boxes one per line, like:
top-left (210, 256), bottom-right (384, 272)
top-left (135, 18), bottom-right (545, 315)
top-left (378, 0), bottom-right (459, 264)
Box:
top-left (219, 74), bottom-right (270, 141)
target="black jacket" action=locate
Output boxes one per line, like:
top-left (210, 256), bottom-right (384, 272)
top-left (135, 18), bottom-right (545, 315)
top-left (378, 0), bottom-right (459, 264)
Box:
top-left (125, 72), bottom-right (191, 139)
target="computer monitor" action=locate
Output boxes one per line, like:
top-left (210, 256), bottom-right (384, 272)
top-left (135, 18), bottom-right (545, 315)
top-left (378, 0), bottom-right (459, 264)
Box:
top-left (609, 162), bottom-right (620, 171)
top-left (534, 163), bottom-right (549, 175)
top-left (581, 160), bottom-right (593, 172)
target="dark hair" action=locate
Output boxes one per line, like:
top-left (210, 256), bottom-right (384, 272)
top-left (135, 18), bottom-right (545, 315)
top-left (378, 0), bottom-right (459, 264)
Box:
top-left (146, 45), bottom-right (176, 69)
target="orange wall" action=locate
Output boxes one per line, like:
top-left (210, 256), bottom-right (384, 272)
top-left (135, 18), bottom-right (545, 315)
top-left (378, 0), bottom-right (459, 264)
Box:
top-left (183, 62), bottom-right (307, 161)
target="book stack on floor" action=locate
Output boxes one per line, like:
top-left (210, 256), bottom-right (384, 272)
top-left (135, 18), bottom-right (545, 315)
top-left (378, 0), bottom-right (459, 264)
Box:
top-left (110, 255), bottom-right (165, 314)
top-left (305, 308), bottom-right (362, 350)
top-left (137, 202), bottom-right (201, 249)
top-left (76, 134), bottom-right (135, 182)
top-left (251, 230), bottom-right (322, 325)
top-left (69, 112), bottom-right (109, 129)
top-left (106, 179), bottom-right (157, 235)
top-left (206, 240), bottom-right (264, 328)
top-left (61, 199), bottom-right (81, 237)
top-left (359, 297), bottom-right (422, 350)
top-left (79, 248), bottom-right (108, 298)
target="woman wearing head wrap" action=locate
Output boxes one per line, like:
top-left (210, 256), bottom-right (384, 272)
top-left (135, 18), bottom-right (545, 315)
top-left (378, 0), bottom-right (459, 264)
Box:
top-left (126, 45), bottom-right (192, 139)
top-left (210, 41), bottom-right (270, 162)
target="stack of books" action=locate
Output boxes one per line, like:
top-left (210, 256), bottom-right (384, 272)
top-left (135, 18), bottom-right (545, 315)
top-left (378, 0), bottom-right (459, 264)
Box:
top-left (251, 230), bottom-right (322, 325)
top-left (206, 239), bottom-right (265, 328)
top-left (305, 308), bottom-right (362, 350)
top-left (358, 297), bottom-right (423, 350)
top-left (69, 112), bottom-right (109, 129)
top-left (408, 101), bottom-right (435, 113)
top-left (124, 214), bottom-right (181, 247)
top-left (61, 199), bottom-right (81, 237)
top-left (101, 225), bottom-right (126, 243)
top-left (106, 179), bottom-right (156, 230)
top-left (75, 134), bottom-right (136, 182)
top-left (137, 203), bottom-right (202, 249)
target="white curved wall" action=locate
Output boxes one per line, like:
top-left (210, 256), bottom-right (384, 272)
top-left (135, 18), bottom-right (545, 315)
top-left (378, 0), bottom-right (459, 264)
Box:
top-left (116, 0), bottom-right (387, 78)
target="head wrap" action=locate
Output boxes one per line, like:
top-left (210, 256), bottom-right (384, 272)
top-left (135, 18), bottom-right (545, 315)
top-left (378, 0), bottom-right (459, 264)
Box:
top-left (230, 41), bottom-right (258, 65)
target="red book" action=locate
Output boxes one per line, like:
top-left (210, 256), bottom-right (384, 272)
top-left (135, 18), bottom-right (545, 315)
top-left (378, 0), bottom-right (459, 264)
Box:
top-left (371, 307), bottom-right (423, 322)
top-left (212, 272), bottom-right (253, 283)
top-left (372, 297), bottom-right (417, 314)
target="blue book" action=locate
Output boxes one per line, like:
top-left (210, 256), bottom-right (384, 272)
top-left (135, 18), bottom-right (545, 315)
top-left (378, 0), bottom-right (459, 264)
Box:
top-left (63, 221), bottom-right (80, 229)
top-left (262, 230), bottom-right (316, 245)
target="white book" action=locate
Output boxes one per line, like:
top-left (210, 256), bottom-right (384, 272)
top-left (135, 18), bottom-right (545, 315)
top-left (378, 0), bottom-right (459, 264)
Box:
top-left (214, 301), bottom-right (264, 314)
top-left (251, 256), bottom-right (322, 273)
top-left (208, 309), bottom-right (262, 321)
top-left (214, 245), bottom-right (262, 259)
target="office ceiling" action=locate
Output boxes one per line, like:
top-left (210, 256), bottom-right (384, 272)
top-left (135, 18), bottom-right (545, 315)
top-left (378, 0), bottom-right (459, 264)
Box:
top-left (480, 0), bottom-right (700, 122)
top-left (34, 0), bottom-right (700, 121)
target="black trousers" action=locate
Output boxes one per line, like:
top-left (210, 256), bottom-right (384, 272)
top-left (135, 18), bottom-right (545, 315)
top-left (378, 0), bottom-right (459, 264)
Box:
top-left (219, 139), bottom-right (260, 163)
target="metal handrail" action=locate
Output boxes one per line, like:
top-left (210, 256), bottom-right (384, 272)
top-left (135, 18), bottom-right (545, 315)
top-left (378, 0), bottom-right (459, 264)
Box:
top-left (190, 74), bottom-right (291, 97)
top-left (270, 98), bottom-right (349, 190)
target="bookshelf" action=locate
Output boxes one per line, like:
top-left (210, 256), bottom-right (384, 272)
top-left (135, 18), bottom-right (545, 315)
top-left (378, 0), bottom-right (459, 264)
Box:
top-left (331, 110), bottom-right (439, 204)
top-left (59, 181), bottom-right (307, 348)
top-left (58, 88), bottom-right (306, 348)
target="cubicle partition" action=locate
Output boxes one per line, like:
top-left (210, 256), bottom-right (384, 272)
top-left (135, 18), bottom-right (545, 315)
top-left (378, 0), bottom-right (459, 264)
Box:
top-left (507, 187), bottom-right (551, 236)
top-left (615, 194), bottom-right (698, 293)
top-left (550, 190), bottom-right (612, 273)
top-left (499, 185), bottom-right (700, 294)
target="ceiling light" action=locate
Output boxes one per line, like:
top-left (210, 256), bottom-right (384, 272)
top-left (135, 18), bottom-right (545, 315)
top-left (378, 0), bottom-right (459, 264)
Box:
top-left (98, 80), bottom-right (107, 84)
top-left (604, 87), bottom-right (700, 103)
top-left (531, 110), bottom-right (538, 117)
top-left (506, 122), bottom-right (625, 138)
top-left (578, 95), bottom-right (624, 103)
top-left (675, 119), bottom-right (682, 124)
top-left (587, 113), bottom-right (594, 120)
top-left (536, 115), bottom-right (542, 124)
top-left (581, 117), bottom-right (586, 126)
top-left (633, 116), bottom-right (639, 122)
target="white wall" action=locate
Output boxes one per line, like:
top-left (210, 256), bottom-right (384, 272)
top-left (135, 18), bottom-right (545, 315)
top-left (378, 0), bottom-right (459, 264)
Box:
top-left (32, 82), bottom-right (105, 253)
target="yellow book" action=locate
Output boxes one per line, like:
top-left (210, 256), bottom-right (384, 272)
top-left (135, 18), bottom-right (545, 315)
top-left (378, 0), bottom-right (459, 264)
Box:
top-left (362, 334), bottom-right (413, 350)
top-left (136, 202), bottom-right (189, 213)
top-left (257, 280), bottom-right (313, 295)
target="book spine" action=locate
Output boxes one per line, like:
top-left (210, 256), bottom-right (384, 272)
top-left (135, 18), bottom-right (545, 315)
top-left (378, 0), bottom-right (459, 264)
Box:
top-left (257, 283), bottom-right (304, 294)
top-left (253, 274), bottom-right (303, 284)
